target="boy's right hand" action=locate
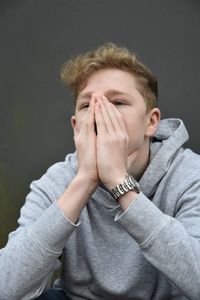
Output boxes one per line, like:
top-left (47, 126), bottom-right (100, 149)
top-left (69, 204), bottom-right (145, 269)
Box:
top-left (73, 94), bottom-right (99, 187)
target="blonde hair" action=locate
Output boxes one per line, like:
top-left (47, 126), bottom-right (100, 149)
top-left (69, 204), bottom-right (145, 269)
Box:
top-left (60, 43), bottom-right (158, 111)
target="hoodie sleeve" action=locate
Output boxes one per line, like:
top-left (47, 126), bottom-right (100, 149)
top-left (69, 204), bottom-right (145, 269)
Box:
top-left (0, 162), bottom-right (80, 300)
top-left (115, 186), bottom-right (200, 300)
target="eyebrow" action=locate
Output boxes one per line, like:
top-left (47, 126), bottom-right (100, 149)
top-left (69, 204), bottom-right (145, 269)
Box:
top-left (78, 89), bottom-right (131, 100)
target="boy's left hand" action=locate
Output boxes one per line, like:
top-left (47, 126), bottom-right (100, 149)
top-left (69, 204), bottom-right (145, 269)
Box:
top-left (95, 95), bottom-right (129, 190)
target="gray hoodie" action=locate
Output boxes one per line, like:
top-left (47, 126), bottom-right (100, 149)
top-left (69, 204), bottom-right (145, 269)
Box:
top-left (0, 119), bottom-right (200, 300)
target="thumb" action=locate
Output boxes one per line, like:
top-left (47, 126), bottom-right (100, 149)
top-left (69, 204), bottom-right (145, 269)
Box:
top-left (72, 124), bottom-right (79, 142)
top-left (127, 151), bottom-right (137, 173)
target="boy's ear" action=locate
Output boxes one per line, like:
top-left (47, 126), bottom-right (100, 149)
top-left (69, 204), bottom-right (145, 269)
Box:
top-left (71, 115), bottom-right (76, 130)
top-left (71, 116), bottom-right (79, 139)
top-left (146, 108), bottom-right (161, 137)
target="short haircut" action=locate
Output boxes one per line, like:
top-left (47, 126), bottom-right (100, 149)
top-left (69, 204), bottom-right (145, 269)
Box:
top-left (60, 43), bottom-right (158, 111)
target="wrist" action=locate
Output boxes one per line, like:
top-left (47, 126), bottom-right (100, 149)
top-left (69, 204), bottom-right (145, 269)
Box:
top-left (103, 172), bottom-right (128, 191)
top-left (57, 173), bottom-right (98, 224)
top-left (118, 190), bottom-right (138, 211)
top-left (75, 172), bottom-right (99, 192)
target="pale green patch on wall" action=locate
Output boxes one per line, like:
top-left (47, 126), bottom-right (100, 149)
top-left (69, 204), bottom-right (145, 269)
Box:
top-left (0, 162), bottom-right (19, 248)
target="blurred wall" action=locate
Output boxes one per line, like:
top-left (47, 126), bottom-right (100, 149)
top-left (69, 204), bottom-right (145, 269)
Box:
top-left (0, 0), bottom-right (200, 248)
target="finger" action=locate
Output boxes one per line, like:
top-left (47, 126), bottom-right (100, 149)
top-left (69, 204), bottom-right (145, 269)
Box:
top-left (87, 93), bottom-right (96, 128)
top-left (97, 95), bottom-right (114, 135)
top-left (95, 100), bottom-right (107, 135)
top-left (127, 150), bottom-right (137, 173)
top-left (79, 93), bottom-right (96, 135)
top-left (101, 96), bottom-right (127, 132)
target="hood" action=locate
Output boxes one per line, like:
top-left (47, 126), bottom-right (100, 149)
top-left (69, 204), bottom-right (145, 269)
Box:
top-left (139, 118), bottom-right (189, 197)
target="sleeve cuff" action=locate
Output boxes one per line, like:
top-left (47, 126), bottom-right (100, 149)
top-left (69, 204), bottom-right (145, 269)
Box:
top-left (28, 201), bottom-right (81, 254)
top-left (56, 200), bottom-right (81, 227)
top-left (114, 192), bottom-right (170, 246)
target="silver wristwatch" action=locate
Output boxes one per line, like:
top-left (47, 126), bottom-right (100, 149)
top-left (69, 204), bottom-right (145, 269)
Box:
top-left (111, 174), bottom-right (140, 201)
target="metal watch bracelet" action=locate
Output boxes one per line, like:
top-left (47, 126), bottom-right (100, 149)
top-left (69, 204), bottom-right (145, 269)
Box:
top-left (111, 174), bottom-right (140, 201)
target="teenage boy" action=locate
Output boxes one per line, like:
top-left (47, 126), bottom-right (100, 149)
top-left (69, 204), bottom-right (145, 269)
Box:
top-left (0, 43), bottom-right (200, 300)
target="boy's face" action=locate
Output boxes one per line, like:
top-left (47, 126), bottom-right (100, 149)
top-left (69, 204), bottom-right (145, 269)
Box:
top-left (72, 68), bottom-right (160, 175)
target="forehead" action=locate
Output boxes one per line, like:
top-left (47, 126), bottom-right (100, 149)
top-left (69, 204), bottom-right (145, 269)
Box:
top-left (77, 68), bottom-right (139, 100)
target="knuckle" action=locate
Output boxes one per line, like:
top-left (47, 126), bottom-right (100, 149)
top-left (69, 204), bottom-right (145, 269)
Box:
top-left (86, 119), bottom-right (93, 128)
top-left (118, 133), bottom-right (129, 143)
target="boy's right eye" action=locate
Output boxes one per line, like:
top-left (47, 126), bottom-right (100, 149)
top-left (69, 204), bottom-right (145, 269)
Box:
top-left (81, 103), bottom-right (89, 109)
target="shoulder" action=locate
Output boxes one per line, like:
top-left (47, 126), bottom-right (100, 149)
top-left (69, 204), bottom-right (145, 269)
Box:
top-left (45, 152), bottom-right (77, 182)
top-left (29, 152), bottom-right (77, 201)
top-left (175, 148), bottom-right (200, 173)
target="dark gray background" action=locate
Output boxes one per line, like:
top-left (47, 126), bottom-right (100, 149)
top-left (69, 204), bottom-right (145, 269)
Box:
top-left (0, 0), bottom-right (200, 248)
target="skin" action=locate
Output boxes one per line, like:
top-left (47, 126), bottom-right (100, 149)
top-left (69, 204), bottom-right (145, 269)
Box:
top-left (58, 68), bottom-right (160, 222)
